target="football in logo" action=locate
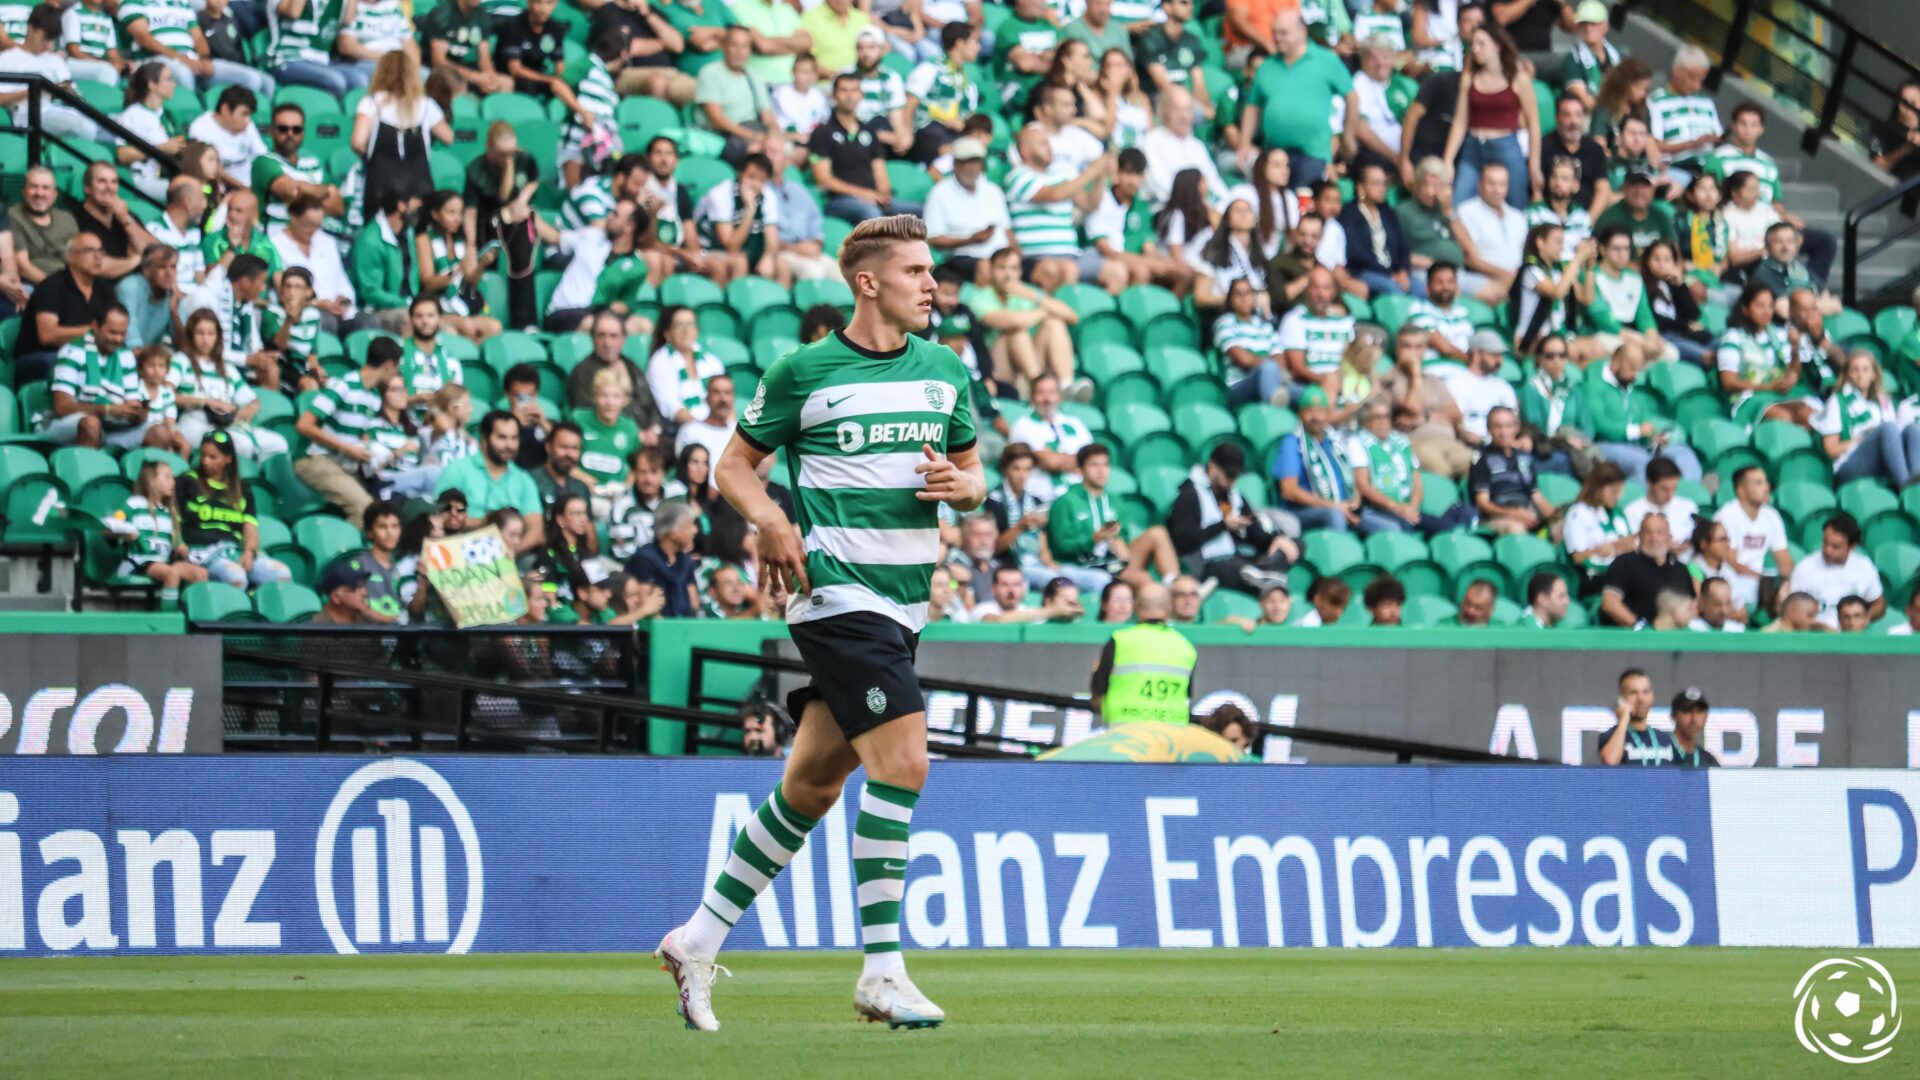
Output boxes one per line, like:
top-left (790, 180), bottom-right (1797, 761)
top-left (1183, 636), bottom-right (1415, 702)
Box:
top-left (837, 421), bottom-right (866, 452)
top-left (866, 687), bottom-right (887, 714)
top-left (1793, 956), bottom-right (1901, 1064)
top-left (923, 381), bottom-right (948, 410)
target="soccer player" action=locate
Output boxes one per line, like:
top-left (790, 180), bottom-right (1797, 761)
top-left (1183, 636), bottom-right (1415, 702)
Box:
top-left (654, 215), bottom-right (985, 1032)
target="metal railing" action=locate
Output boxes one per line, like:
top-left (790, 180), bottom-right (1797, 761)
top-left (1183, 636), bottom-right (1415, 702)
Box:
top-left (1841, 170), bottom-right (1920, 307)
top-left (1617, 0), bottom-right (1920, 159)
top-left (0, 73), bottom-right (181, 212)
top-left (685, 646), bottom-right (1532, 765)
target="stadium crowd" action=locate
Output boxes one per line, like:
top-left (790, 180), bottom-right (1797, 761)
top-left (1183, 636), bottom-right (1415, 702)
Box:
top-left (2, 0), bottom-right (1920, 635)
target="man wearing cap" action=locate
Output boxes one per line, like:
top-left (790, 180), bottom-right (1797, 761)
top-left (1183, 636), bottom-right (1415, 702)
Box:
top-left (1598, 667), bottom-right (1674, 766)
top-left (1438, 330), bottom-right (1520, 446)
top-left (1593, 169), bottom-right (1677, 256)
top-left (1274, 386), bottom-right (1363, 533)
top-left (311, 562), bottom-right (384, 625)
top-left (923, 137), bottom-right (1010, 282)
top-left (1666, 688), bottom-right (1719, 768)
top-left (1557, 2), bottom-right (1619, 112)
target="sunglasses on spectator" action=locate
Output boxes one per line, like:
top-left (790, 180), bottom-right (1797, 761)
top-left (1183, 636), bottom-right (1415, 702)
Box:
top-left (275, 124), bottom-right (303, 134)
top-left (1540, 347), bottom-right (1568, 359)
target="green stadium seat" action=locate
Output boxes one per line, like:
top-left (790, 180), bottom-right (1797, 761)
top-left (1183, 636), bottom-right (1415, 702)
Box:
top-left (1418, 471), bottom-right (1461, 517)
top-left (1429, 532), bottom-right (1494, 580)
top-left (1055, 283), bottom-right (1117, 319)
top-left (1875, 541), bottom-right (1920, 593)
top-left (480, 92), bottom-right (547, 123)
top-left (1775, 481), bottom-right (1837, 530)
top-left (1303, 530), bottom-right (1364, 576)
top-left (3, 472), bottom-right (71, 545)
top-left (1402, 593), bottom-right (1458, 628)
top-left (822, 217), bottom-right (851, 257)
top-left (273, 85), bottom-right (344, 119)
top-left (295, 515), bottom-right (363, 573)
top-left (1689, 416), bottom-right (1750, 464)
top-left (1536, 471), bottom-right (1580, 508)
top-left (1074, 310), bottom-right (1133, 350)
top-left (1646, 359), bottom-right (1707, 403)
top-left (50, 447), bottom-right (117, 499)
top-left (1492, 533), bottom-right (1562, 599)
top-left (1117, 284), bottom-right (1180, 330)
top-left (1166, 374), bottom-right (1229, 413)
top-left (1772, 449), bottom-right (1831, 490)
top-left (77, 531), bottom-right (153, 597)
top-left (1839, 481), bottom-right (1900, 525)
top-left (885, 160), bottom-right (934, 204)
top-left (1874, 307), bottom-right (1916, 351)
top-left (1171, 402), bottom-right (1235, 447)
top-left (1201, 588), bottom-right (1260, 623)
top-left (76, 475), bottom-right (132, 520)
top-left (1107, 401), bottom-right (1173, 446)
top-left (1368, 293), bottom-right (1413, 337)
top-left (707, 336), bottom-right (749, 367)
top-left (1754, 420), bottom-right (1815, 460)
top-left (615, 96), bottom-right (678, 140)
top-left (1135, 465), bottom-right (1187, 516)
top-left (1098, 370), bottom-right (1161, 411)
top-left (1078, 342), bottom-right (1146, 388)
top-left (675, 156), bottom-right (735, 202)
top-left (1364, 531), bottom-right (1427, 572)
top-left (1143, 312), bottom-right (1201, 354)
top-left (725, 276), bottom-right (793, 327)
top-left (1146, 345), bottom-right (1210, 388)
top-left (482, 330), bottom-right (547, 376)
top-left (1235, 403), bottom-right (1297, 454)
top-left (119, 448), bottom-right (189, 482)
top-left (182, 581), bottom-right (254, 622)
top-left (429, 149), bottom-right (464, 193)
top-left (546, 333), bottom-right (592, 372)
top-left (1125, 430), bottom-right (1190, 474)
top-left (346, 328), bottom-right (401, 365)
top-left (1827, 309), bottom-right (1871, 342)
top-left (794, 278), bottom-right (854, 312)
top-left (1232, 470), bottom-right (1269, 509)
top-left (754, 334), bottom-right (800, 372)
top-left (1059, 400), bottom-right (1106, 435)
top-left (253, 581), bottom-right (322, 623)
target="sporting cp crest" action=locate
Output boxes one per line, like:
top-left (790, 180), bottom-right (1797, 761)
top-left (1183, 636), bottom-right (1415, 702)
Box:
top-left (923, 382), bottom-right (947, 410)
top-left (742, 381), bottom-right (766, 425)
top-left (866, 687), bottom-right (888, 714)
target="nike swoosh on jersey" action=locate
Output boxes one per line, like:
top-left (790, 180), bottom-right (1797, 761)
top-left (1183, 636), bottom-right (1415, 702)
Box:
top-left (828, 394), bottom-right (855, 409)
top-left (881, 861), bottom-right (907, 872)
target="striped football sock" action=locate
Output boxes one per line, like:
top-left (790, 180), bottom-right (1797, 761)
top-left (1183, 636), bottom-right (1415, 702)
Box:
top-left (682, 783), bottom-right (820, 958)
top-left (853, 781), bottom-right (919, 979)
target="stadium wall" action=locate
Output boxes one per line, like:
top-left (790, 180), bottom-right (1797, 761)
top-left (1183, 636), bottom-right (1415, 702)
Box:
top-left (0, 629), bottom-right (221, 755)
top-left (1, 757), bottom-right (1915, 956)
top-left (650, 622), bottom-right (1920, 766)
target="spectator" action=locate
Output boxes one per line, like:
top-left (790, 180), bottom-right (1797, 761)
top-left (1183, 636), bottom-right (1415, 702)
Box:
top-left (986, 442), bottom-right (1059, 588)
top-left (646, 304), bottom-right (726, 428)
top-left (266, 0), bottom-right (364, 95)
top-left (150, 179), bottom-right (211, 289)
top-left (1788, 511), bottom-right (1884, 629)
top-left (342, 501), bottom-right (412, 623)
top-left (547, 198), bottom-right (653, 330)
top-left (574, 370), bottom-right (642, 516)
top-left (1404, 2), bottom-right (1475, 164)
top-left (1556, 1), bottom-right (1618, 109)
top-left (1234, 148), bottom-right (1301, 264)
top-left (968, 247), bottom-right (1079, 389)
top-left (1716, 283), bottom-right (1800, 428)
top-left (1336, 161), bottom-right (1416, 299)
top-left (1364, 575), bottom-right (1406, 627)
top-left (1274, 386), bottom-right (1362, 532)
top-left (766, 135), bottom-right (846, 284)
top-left (436, 412), bottom-right (546, 553)
top-left (181, 253), bottom-right (278, 389)
top-left (73, 164), bottom-right (153, 285)
top-left (1295, 576), bottom-right (1352, 627)
top-left (923, 138), bottom-right (1010, 281)
top-left (1197, 702), bottom-right (1257, 755)
top-left (1439, 330), bottom-right (1518, 446)
top-left (570, 309), bottom-right (663, 435)
top-left (1624, 456), bottom-right (1701, 538)
top-left (1705, 104), bottom-right (1834, 282)
top-left (1277, 267), bottom-right (1355, 404)
top-left (848, 27), bottom-right (914, 156)
top-left (1594, 170), bottom-right (1678, 256)
top-left (271, 196), bottom-right (361, 332)
top-left (105, 459), bottom-right (206, 601)
top-left (1762, 591), bottom-right (1822, 634)
top-left (1786, 287), bottom-right (1845, 404)
top-left (1656, 686), bottom-right (1718, 765)
top-left (398, 295), bottom-right (460, 405)
top-left (1442, 577), bottom-right (1497, 627)
top-left (1454, 162), bottom-right (1527, 299)
top-left (419, 0), bottom-right (513, 95)
top-left (1163, 573), bottom-right (1204, 625)
top-left (973, 564), bottom-right (1079, 623)
top-left (352, 51), bottom-right (455, 211)
top-left (1094, 578), bottom-right (1134, 624)
top-left (294, 337), bottom-right (400, 527)
top-left (174, 430), bottom-right (294, 589)
top-left (1006, 121), bottom-right (1110, 290)
top-left (696, 26), bottom-right (776, 167)
top-left (424, 384), bottom-right (479, 471)
top-left (1005, 374), bottom-right (1091, 495)
top-left (1045, 443), bottom-right (1179, 592)
top-left (1886, 589), bottom-right (1920, 636)
top-left (1404, 262), bottom-right (1471, 367)
top-left (464, 123), bottom-right (551, 330)
top-left (254, 103), bottom-right (347, 232)
top-left (1398, 162), bottom-right (1477, 295)
top-left (1468, 406), bottom-right (1557, 535)
top-left (1218, 578), bottom-right (1290, 633)
top-left (531, 420), bottom-right (591, 522)
top-left (1382, 324), bottom-right (1474, 477)
top-left (1349, 34), bottom-right (1406, 178)
top-left (1598, 668), bottom-right (1672, 765)
top-left (1562, 461), bottom-right (1633, 576)
top-left (1641, 239), bottom-right (1713, 365)
top-left (263, 266), bottom-right (326, 391)
top-left (1712, 465), bottom-right (1792, 614)
top-left (947, 512), bottom-right (1002, 607)
top-left (1609, 110), bottom-right (1665, 188)
top-left (1871, 80), bottom-right (1920, 180)
top-left (170, 308), bottom-right (289, 459)
top-left (45, 304), bottom-right (137, 450)
top-left (202, 190), bottom-right (283, 285)
top-left (1818, 350), bottom-right (1920, 488)
top-left (811, 73), bottom-right (915, 224)
top-left (1599, 511), bottom-right (1693, 627)
top-left (800, 0), bottom-right (870, 75)
top-left (739, 697), bottom-right (794, 757)
top-left (1444, 23), bottom-right (1538, 212)
top-left (607, 445), bottom-right (671, 560)
top-left (1264, 213), bottom-right (1322, 320)
top-left (1167, 443), bottom-right (1296, 595)
top-left (363, 374), bottom-right (441, 500)
top-left (1517, 334), bottom-right (1594, 469)
top-left (675, 373), bottom-right (737, 461)
top-left (116, 246), bottom-right (180, 351)
top-left (1647, 46), bottom-right (1722, 185)
top-left (347, 192), bottom-right (414, 335)
top-left (1218, 278), bottom-right (1286, 406)
top-left (1542, 95), bottom-right (1611, 217)
top-left (1587, 341), bottom-right (1703, 480)
top-left (773, 52), bottom-right (831, 137)
top-left (1522, 570), bottom-right (1570, 628)
top-left (994, 0), bottom-right (1059, 108)
top-left (1691, 576), bottom-right (1746, 632)
top-left (1749, 223), bottom-right (1840, 320)
top-left (1236, 10), bottom-right (1356, 189)
top-left (308, 562), bottom-right (383, 625)
top-left (338, 0), bottom-right (415, 81)
top-left (1527, 158), bottom-right (1593, 258)
top-left (1351, 398), bottom-right (1475, 535)
top-left (1139, 86), bottom-right (1226, 210)
top-left (1836, 595), bottom-right (1873, 633)
top-left (63, 0), bottom-right (125, 85)
top-left (1719, 169), bottom-right (1778, 277)
top-left (1508, 223), bottom-right (1589, 357)
top-left (0, 7), bottom-right (103, 143)
top-left (1137, 0), bottom-right (1211, 105)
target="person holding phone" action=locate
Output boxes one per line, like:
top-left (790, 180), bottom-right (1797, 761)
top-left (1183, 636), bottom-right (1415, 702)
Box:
top-left (1597, 667), bottom-right (1675, 766)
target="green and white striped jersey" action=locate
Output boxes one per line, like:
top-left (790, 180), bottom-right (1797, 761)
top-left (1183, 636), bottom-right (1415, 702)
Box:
top-left (1005, 164), bottom-right (1080, 257)
top-left (253, 151), bottom-right (327, 225)
top-left (301, 370), bottom-right (385, 457)
top-left (53, 334), bottom-right (138, 408)
top-left (904, 59), bottom-right (978, 129)
top-left (1352, 11), bottom-right (1405, 51)
top-left (739, 331), bottom-right (977, 631)
top-left (112, 495), bottom-right (176, 567)
top-left (1408, 298), bottom-right (1473, 366)
top-left (263, 301), bottom-right (322, 364)
top-left (1346, 428), bottom-right (1416, 503)
top-left (1525, 201), bottom-right (1592, 249)
top-left (345, 0), bottom-right (410, 52)
top-left (170, 352), bottom-right (257, 410)
top-left (267, 0), bottom-right (347, 67)
top-left (1703, 144), bottom-right (1781, 206)
top-left (119, 0), bottom-right (196, 59)
top-left (1276, 306), bottom-right (1355, 375)
top-left (1212, 312), bottom-right (1282, 359)
top-left (63, 4), bottom-right (118, 59)
top-left (1647, 88), bottom-right (1722, 164)
top-left (855, 66), bottom-right (907, 126)
top-left (561, 175), bottom-right (615, 230)
top-left (564, 55), bottom-right (620, 154)
top-left (402, 339), bottom-right (463, 399)
top-left (0, 1), bottom-right (32, 42)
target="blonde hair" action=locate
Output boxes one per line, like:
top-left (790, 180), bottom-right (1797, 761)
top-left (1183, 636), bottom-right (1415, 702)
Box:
top-left (1846, 349), bottom-right (1887, 402)
top-left (431, 383), bottom-right (471, 412)
top-left (486, 121), bottom-right (519, 202)
top-left (369, 50), bottom-right (426, 124)
top-left (838, 214), bottom-right (928, 279)
top-left (592, 365), bottom-right (632, 401)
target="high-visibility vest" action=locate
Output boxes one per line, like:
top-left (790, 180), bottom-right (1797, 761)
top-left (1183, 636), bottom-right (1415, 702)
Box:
top-left (1101, 622), bottom-right (1197, 725)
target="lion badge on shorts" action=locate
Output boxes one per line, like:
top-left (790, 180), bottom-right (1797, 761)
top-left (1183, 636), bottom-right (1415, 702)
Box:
top-left (866, 687), bottom-right (887, 714)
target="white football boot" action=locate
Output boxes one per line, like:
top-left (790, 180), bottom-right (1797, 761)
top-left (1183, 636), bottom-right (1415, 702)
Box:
top-left (854, 971), bottom-right (946, 1030)
top-left (654, 927), bottom-right (729, 1032)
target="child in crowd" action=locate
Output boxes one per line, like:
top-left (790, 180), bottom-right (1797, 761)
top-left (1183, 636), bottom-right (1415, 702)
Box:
top-left (576, 368), bottom-right (641, 519)
top-left (425, 383), bottom-right (479, 466)
top-left (105, 460), bottom-right (207, 601)
top-left (772, 52), bottom-right (830, 137)
top-left (130, 345), bottom-right (190, 455)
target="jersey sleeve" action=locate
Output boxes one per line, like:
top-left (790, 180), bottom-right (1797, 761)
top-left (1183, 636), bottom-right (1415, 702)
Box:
top-left (736, 351), bottom-right (803, 452)
top-left (944, 347), bottom-right (977, 453)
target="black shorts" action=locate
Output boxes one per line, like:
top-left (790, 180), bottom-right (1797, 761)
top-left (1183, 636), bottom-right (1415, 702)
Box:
top-left (785, 611), bottom-right (924, 740)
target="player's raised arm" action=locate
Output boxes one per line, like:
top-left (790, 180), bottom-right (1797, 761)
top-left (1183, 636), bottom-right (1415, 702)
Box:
top-left (715, 432), bottom-right (808, 594)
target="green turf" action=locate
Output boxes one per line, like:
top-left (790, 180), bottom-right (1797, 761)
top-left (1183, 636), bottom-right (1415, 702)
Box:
top-left (1, 949), bottom-right (1912, 1077)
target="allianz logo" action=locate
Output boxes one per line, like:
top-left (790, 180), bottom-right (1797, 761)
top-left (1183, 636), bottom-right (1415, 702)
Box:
top-left (0, 760), bottom-right (484, 955)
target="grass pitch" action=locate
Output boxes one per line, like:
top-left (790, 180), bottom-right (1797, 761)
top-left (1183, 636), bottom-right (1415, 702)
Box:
top-left (2, 949), bottom-right (1912, 1078)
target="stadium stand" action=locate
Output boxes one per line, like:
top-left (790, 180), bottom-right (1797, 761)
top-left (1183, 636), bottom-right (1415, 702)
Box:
top-left (0, 0), bottom-right (1917, 643)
